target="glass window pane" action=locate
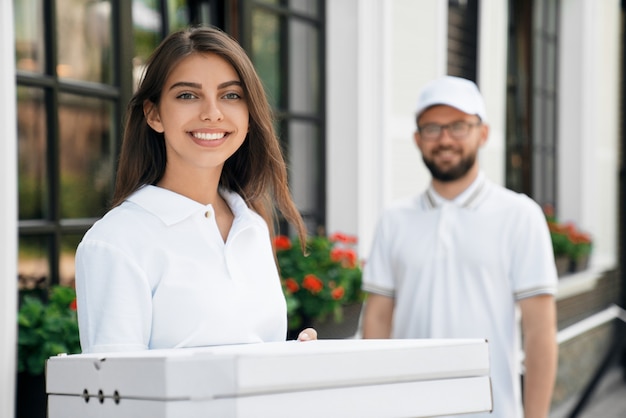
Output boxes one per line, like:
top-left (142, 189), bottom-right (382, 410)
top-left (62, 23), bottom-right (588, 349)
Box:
top-left (252, 10), bottom-right (282, 109)
top-left (133, 0), bottom-right (163, 81)
top-left (18, 235), bottom-right (51, 292)
top-left (168, 0), bottom-right (189, 32)
top-left (61, 234), bottom-right (83, 287)
top-left (59, 94), bottom-right (114, 219)
top-left (532, 35), bottom-right (543, 90)
top-left (546, 41), bottom-right (556, 91)
top-left (17, 87), bottom-right (48, 220)
top-left (547, 0), bottom-right (557, 34)
top-left (532, 95), bottom-right (543, 147)
top-left (14, 0), bottom-right (46, 73)
top-left (289, 0), bottom-right (319, 18)
top-left (545, 155), bottom-right (555, 199)
top-left (545, 98), bottom-right (555, 147)
top-left (289, 20), bottom-right (319, 114)
top-left (533, 0), bottom-right (544, 29)
top-left (288, 121), bottom-right (319, 214)
top-left (56, 0), bottom-right (113, 84)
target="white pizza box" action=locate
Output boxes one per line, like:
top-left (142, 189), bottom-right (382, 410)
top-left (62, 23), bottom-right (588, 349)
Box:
top-left (47, 338), bottom-right (493, 418)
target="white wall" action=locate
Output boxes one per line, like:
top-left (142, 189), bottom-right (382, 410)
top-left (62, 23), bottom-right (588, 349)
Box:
top-left (327, 0), bottom-right (619, 271)
top-left (326, 0), bottom-right (389, 256)
top-left (1, 0), bottom-right (18, 415)
top-left (477, 1), bottom-right (509, 186)
top-left (387, 0), bottom-right (447, 203)
top-left (327, 0), bottom-right (510, 258)
top-left (559, 0), bottom-right (620, 268)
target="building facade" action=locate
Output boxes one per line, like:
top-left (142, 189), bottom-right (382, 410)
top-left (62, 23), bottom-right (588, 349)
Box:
top-left (2, 0), bottom-right (623, 414)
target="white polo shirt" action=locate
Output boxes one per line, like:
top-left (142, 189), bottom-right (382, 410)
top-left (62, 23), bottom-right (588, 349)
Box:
top-left (362, 172), bottom-right (558, 418)
top-left (75, 185), bottom-right (287, 354)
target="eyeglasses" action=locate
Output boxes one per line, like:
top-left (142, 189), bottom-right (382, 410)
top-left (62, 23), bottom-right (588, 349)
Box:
top-left (417, 121), bottom-right (482, 141)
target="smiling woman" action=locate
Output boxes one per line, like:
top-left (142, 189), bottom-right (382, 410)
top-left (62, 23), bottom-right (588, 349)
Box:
top-left (74, 26), bottom-right (314, 355)
top-left (143, 53), bottom-right (250, 215)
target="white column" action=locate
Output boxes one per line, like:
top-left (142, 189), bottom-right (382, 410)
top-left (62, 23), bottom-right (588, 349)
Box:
top-left (477, 0), bottom-right (509, 186)
top-left (0, 0), bottom-right (18, 416)
top-left (559, 0), bottom-right (620, 267)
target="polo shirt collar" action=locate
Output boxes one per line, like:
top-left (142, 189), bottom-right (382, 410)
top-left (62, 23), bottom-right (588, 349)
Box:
top-left (127, 185), bottom-right (253, 226)
top-left (424, 171), bottom-right (487, 210)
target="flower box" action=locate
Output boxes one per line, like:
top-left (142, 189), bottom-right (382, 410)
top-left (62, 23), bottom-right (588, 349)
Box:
top-left (543, 205), bottom-right (593, 277)
top-left (275, 232), bottom-right (363, 338)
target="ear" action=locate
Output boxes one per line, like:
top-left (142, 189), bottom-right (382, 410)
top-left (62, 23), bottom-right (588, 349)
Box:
top-left (413, 130), bottom-right (422, 149)
top-left (143, 100), bottom-right (164, 133)
top-left (478, 123), bottom-right (489, 147)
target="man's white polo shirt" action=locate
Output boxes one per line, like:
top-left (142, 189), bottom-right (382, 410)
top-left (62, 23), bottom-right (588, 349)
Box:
top-left (362, 172), bottom-right (558, 418)
top-left (75, 185), bottom-right (287, 354)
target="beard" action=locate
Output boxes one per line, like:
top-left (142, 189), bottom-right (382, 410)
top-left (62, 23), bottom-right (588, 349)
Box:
top-left (422, 151), bottom-right (477, 182)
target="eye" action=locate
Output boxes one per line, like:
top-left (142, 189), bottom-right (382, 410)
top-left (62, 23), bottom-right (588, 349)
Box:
top-left (222, 92), bottom-right (241, 100)
top-left (420, 124), bottom-right (441, 135)
top-left (449, 121), bottom-right (470, 134)
top-left (176, 92), bottom-right (197, 100)
top-left (450, 121), bottom-right (467, 129)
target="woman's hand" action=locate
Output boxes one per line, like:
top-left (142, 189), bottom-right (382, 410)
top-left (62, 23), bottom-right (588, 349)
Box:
top-left (297, 327), bottom-right (318, 341)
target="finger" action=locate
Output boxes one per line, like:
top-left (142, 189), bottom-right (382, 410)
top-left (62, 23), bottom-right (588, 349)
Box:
top-left (297, 327), bottom-right (318, 341)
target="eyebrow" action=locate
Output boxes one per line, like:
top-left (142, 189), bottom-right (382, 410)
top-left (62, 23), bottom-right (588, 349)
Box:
top-left (168, 80), bottom-right (242, 91)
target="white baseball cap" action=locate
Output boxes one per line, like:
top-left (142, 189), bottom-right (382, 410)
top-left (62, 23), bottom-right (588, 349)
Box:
top-left (415, 76), bottom-right (487, 122)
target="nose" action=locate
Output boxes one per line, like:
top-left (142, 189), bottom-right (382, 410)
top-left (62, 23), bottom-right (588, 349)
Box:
top-left (437, 126), bottom-right (455, 143)
top-left (200, 99), bottom-right (223, 122)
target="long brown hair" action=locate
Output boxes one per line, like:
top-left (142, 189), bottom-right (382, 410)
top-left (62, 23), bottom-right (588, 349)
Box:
top-left (113, 26), bottom-right (306, 245)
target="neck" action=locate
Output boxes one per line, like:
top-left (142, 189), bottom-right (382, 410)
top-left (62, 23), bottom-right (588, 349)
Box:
top-left (157, 166), bottom-right (223, 206)
top-left (431, 166), bottom-right (480, 200)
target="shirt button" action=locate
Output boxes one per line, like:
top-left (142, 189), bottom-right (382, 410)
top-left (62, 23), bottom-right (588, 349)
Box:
top-left (204, 211), bottom-right (212, 218)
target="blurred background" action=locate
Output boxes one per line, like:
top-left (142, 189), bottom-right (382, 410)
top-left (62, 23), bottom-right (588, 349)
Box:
top-left (5, 0), bottom-right (625, 416)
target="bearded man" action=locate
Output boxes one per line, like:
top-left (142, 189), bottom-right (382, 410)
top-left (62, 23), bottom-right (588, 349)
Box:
top-left (361, 76), bottom-right (558, 418)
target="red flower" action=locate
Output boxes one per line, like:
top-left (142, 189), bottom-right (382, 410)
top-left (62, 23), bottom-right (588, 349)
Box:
top-left (331, 286), bottom-right (345, 300)
top-left (284, 278), bottom-right (299, 293)
top-left (329, 232), bottom-right (358, 244)
top-left (330, 248), bottom-right (358, 268)
top-left (330, 248), bottom-right (344, 263)
top-left (69, 299), bottom-right (77, 311)
top-left (543, 204), bottom-right (555, 218)
top-left (302, 274), bottom-right (324, 294)
top-left (274, 235), bottom-right (292, 251)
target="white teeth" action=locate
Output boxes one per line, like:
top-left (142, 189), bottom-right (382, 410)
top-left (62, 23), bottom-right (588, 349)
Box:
top-left (192, 132), bottom-right (226, 140)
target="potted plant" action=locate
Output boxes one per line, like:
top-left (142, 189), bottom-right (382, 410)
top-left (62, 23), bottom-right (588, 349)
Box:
top-left (564, 223), bottom-right (593, 272)
top-left (17, 284), bottom-right (80, 418)
top-left (275, 232), bottom-right (364, 339)
top-left (547, 222), bottom-right (574, 276)
top-left (543, 204), bottom-right (593, 276)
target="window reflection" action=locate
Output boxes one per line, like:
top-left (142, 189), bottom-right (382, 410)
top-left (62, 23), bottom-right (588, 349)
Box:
top-left (14, 0), bottom-right (46, 73)
top-left (288, 121), bottom-right (319, 214)
top-left (55, 0), bottom-right (113, 84)
top-left (289, 19), bottom-right (318, 114)
top-left (167, 0), bottom-right (190, 32)
top-left (61, 234), bottom-right (83, 287)
top-left (58, 94), bottom-right (113, 219)
top-left (289, 0), bottom-right (319, 18)
top-left (133, 0), bottom-right (163, 90)
top-left (252, 10), bottom-right (281, 109)
top-left (18, 236), bottom-right (51, 292)
top-left (17, 87), bottom-right (48, 220)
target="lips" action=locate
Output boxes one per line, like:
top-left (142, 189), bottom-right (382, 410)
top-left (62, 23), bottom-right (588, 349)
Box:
top-left (433, 148), bottom-right (459, 159)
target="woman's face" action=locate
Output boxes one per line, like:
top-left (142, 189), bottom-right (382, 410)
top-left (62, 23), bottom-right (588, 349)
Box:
top-left (144, 52), bottom-right (249, 177)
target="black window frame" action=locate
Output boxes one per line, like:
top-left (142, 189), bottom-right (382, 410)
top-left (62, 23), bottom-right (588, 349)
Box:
top-left (240, 0), bottom-right (327, 234)
top-left (16, 0), bottom-right (134, 287)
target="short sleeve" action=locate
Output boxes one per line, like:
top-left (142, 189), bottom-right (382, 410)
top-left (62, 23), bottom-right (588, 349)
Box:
top-left (362, 215), bottom-right (396, 298)
top-left (510, 198), bottom-right (558, 299)
top-left (75, 239), bottom-right (153, 353)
